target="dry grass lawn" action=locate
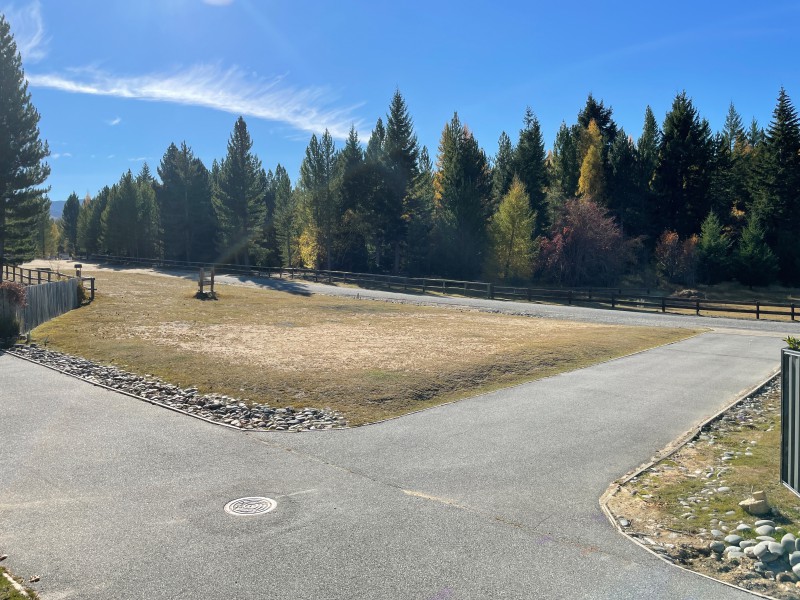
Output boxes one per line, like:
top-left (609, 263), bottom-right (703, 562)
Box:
top-left (30, 266), bottom-right (696, 424)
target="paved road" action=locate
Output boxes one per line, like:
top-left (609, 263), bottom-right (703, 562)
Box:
top-left (213, 272), bottom-right (799, 334)
top-left (0, 321), bottom-right (789, 598)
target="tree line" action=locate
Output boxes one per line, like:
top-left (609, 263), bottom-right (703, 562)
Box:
top-left (3, 13), bottom-right (799, 288)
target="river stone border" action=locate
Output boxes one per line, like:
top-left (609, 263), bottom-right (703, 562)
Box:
top-left (600, 370), bottom-right (780, 600)
top-left (7, 345), bottom-right (347, 432)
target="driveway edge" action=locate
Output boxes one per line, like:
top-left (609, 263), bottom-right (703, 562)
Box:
top-left (599, 369), bottom-right (781, 599)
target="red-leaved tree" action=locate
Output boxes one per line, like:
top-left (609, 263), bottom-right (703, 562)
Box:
top-left (537, 199), bottom-right (637, 286)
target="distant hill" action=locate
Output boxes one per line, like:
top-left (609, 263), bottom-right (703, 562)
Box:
top-left (50, 200), bottom-right (65, 219)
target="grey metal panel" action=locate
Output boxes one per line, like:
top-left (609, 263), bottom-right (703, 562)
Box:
top-left (783, 349), bottom-right (800, 497)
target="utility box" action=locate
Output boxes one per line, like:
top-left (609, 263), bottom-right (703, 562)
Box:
top-left (781, 348), bottom-right (800, 498)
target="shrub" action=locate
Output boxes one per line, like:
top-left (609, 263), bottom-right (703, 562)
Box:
top-left (0, 314), bottom-right (20, 347)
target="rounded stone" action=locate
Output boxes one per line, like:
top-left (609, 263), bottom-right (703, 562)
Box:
top-left (727, 551), bottom-right (745, 560)
top-left (790, 551), bottom-right (800, 567)
top-left (739, 540), bottom-right (756, 549)
top-left (710, 529), bottom-right (724, 538)
top-left (756, 525), bottom-right (776, 536)
top-left (793, 563), bottom-right (800, 577)
top-left (753, 542), bottom-right (770, 559)
top-left (736, 524), bottom-right (752, 532)
top-left (768, 541), bottom-right (785, 556)
top-left (757, 535), bottom-right (776, 542)
top-left (724, 534), bottom-right (743, 546)
top-left (709, 541), bottom-right (725, 554)
top-left (755, 519), bottom-right (776, 528)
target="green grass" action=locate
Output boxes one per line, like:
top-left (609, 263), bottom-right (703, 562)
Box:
top-left (31, 267), bottom-right (697, 425)
top-left (0, 568), bottom-right (37, 600)
top-left (629, 385), bottom-right (800, 535)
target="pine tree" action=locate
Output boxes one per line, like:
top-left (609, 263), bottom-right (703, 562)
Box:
top-left (513, 108), bottom-right (548, 235)
top-left (156, 142), bottom-right (216, 262)
top-left (363, 118), bottom-right (389, 268)
top-left (759, 88), bottom-right (800, 282)
top-left (577, 94), bottom-right (618, 148)
top-left (607, 131), bottom-right (643, 236)
top-left (491, 131), bottom-right (515, 210)
top-left (271, 164), bottom-right (297, 267)
top-left (696, 211), bottom-right (731, 283)
top-left (434, 113), bottom-right (492, 278)
top-left (299, 131), bottom-right (337, 270)
top-left (653, 92), bottom-right (713, 237)
top-left (135, 163), bottom-right (160, 258)
top-left (384, 90), bottom-right (418, 272)
top-left (548, 122), bottom-right (580, 199)
top-left (78, 189), bottom-right (108, 256)
top-left (736, 213), bottom-right (778, 287)
top-left (214, 117), bottom-right (267, 266)
top-left (405, 145), bottom-right (436, 275)
top-left (101, 172), bottom-right (138, 256)
top-left (488, 176), bottom-right (536, 281)
top-left (60, 192), bottom-right (81, 255)
top-left (333, 126), bottom-right (368, 271)
top-left (0, 14), bottom-right (50, 272)
top-left (636, 106), bottom-right (660, 239)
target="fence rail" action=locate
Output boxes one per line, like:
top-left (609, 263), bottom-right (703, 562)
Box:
top-left (88, 254), bottom-right (798, 323)
top-left (1, 262), bottom-right (93, 335)
top-left (1, 263), bottom-right (96, 301)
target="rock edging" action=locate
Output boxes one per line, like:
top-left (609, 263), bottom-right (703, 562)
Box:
top-left (7, 345), bottom-right (347, 432)
top-left (599, 371), bottom-right (780, 600)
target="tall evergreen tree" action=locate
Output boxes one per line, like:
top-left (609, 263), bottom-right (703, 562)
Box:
top-left (736, 213), bottom-right (778, 286)
top-left (491, 131), bottom-right (515, 210)
top-left (156, 142), bottom-right (216, 262)
top-left (271, 164), bottom-right (297, 267)
top-left (607, 130), bottom-right (644, 236)
top-left (60, 192), bottom-right (81, 255)
top-left (405, 145), bottom-right (436, 275)
top-left (434, 113), bottom-right (492, 278)
top-left (0, 14), bottom-right (50, 271)
top-left (653, 92), bottom-right (713, 237)
top-left (78, 189), bottom-right (108, 256)
top-left (299, 130), bottom-right (337, 270)
top-left (696, 210), bottom-right (731, 284)
top-left (363, 118), bottom-right (389, 268)
top-left (513, 108), bottom-right (548, 235)
top-left (214, 117), bottom-right (267, 266)
top-left (333, 126), bottom-right (369, 271)
top-left (135, 163), bottom-right (160, 259)
top-left (758, 88), bottom-right (800, 282)
top-left (548, 122), bottom-right (580, 199)
top-left (383, 90), bottom-right (419, 272)
top-left (101, 172), bottom-right (138, 256)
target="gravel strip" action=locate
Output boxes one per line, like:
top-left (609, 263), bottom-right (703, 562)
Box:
top-left (7, 345), bottom-right (347, 432)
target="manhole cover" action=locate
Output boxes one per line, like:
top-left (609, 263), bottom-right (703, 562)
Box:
top-left (224, 496), bottom-right (277, 516)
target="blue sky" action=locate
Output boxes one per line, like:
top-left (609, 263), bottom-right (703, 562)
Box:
top-left (3, 0), bottom-right (799, 205)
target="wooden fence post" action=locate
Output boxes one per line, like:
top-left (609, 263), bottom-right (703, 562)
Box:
top-left (568, 290), bottom-right (572, 305)
top-left (756, 301), bottom-right (760, 320)
top-left (488, 283), bottom-right (494, 300)
top-left (696, 300), bottom-right (700, 315)
top-left (792, 304), bottom-right (796, 321)
top-left (611, 293), bottom-right (616, 309)
top-left (199, 268), bottom-right (204, 294)
top-left (661, 297), bottom-right (666, 313)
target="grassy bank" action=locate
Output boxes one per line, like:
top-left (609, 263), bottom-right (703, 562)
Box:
top-left (31, 267), bottom-right (696, 425)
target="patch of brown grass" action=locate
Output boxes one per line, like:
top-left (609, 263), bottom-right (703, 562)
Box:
top-left (31, 268), bottom-right (696, 425)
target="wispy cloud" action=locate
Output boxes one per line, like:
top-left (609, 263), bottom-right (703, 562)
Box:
top-left (2, 0), bottom-right (48, 62)
top-left (108, 116), bottom-right (122, 126)
top-left (128, 156), bottom-right (151, 162)
top-left (50, 152), bottom-right (72, 159)
top-left (203, 0), bottom-right (234, 5)
top-left (27, 64), bottom-right (363, 139)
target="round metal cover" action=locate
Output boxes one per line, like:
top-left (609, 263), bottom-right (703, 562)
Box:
top-left (224, 496), bottom-right (277, 516)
